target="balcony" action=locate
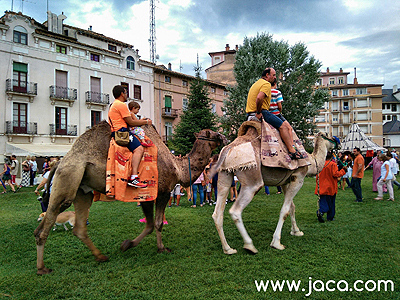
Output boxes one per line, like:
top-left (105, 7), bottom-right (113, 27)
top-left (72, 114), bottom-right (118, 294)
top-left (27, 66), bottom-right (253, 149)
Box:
top-left (161, 108), bottom-right (179, 118)
top-left (5, 121), bottom-right (37, 142)
top-left (49, 124), bottom-right (77, 136)
top-left (50, 86), bottom-right (77, 106)
top-left (85, 91), bottom-right (110, 110)
top-left (6, 79), bottom-right (37, 102)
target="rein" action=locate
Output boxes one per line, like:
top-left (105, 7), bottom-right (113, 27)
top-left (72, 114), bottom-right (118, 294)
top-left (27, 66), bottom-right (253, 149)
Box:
top-left (196, 136), bottom-right (219, 142)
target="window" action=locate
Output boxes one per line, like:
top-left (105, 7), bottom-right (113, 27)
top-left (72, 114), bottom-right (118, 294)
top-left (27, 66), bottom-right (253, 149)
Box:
top-left (357, 112), bottom-right (368, 121)
top-left (182, 98), bottom-right (188, 110)
top-left (338, 77), bottom-right (344, 84)
top-left (342, 89), bottom-right (349, 96)
top-left (331, 90), bottom-right (338, 97)
top-left (56, 45), bottom-right (67, 54)
top-left (165, 76), bottom-right (171, 83)
top-left (91, 111), bottom-right (101, 127)
top-left (13, 26), bottom-right (27, 45)
top-left (90, 77), bottom-right (101, 102)
top-left (134, 85), bottom-right (141, 100)
top-left (356, 88), bottom-right (367, 95)
top-left (12, 62), bottom-right (27, 93)
top-left (214, 56), bottom-right (221, 64)
top-left (224, 90), bottom-right (228, 96)
top-left (55, 70), bottom-right (68, 98)
top-left (332, 101), bottom-right (339, 111)
top-left (55, 107), bottom-right (67, 135)
top-left (212, 103), bottom-right (216, 113)
top-left (121, 82), bottom-right (129, 98)
top-left (13, 103), bottom-right (27, 134)
top-left (164, 95), bottom-right (172, 114)
top-left (392, 104), bottom-right (397, 112)
top-left (211, 87), bottom-right (216, 93)
top-left (182, 80), bottom-right (188, 87)
top-left (329, 78), bottom-right (335, 85)
top-left (90, 53), bottom-right (100, 62)
top-left (165, 122), bottom-right (173, 141)
top-left (108, 44), bottom-right (117, 52)
top-left (127, 56), bottom-right (135, 70)
top-left (316, 79), bottom-right (322, 86)
top-left (343, 101), bottom-right (349, 110)
top-left (357, 99), bottom-right (368, 107)
top-left (332, 115), bottom-right (338, 122)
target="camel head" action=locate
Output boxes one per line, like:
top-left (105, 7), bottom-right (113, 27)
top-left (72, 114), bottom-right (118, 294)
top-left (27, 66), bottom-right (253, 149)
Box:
top-left (194, 129), bottom-right (228, 148)
top-left (315, 132), bottom-right (341, 152)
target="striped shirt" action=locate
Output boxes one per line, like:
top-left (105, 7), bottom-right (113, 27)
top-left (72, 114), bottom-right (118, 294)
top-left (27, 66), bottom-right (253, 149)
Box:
top-left (269, 89), bottom-right (283, 115)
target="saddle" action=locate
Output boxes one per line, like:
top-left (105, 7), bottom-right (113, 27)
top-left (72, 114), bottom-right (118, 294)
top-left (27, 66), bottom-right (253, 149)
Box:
top-left (239, 120), bottom-right (310, 170)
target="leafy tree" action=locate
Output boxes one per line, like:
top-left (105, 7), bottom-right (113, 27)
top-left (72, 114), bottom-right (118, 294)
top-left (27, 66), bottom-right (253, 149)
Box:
top-left (169, 66), bottom-right (217, 155)
top-left (220, 32), bottom-right (330, 145)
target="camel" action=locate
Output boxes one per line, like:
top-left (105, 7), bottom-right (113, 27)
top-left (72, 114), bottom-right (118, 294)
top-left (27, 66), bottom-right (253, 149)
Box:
top-left (34, 121), bottom-right (226, 275)
top-left (211, 121), bottom-right (339, 254)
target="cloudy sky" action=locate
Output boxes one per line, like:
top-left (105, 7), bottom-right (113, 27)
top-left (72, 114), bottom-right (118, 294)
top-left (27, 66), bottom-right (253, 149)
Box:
top-left (1, 0), bottom-right (399, 89)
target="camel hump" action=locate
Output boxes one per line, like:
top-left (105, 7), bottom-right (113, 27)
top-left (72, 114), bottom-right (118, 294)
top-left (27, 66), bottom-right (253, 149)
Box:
top-left (238, 121), bottom-right (262, 137)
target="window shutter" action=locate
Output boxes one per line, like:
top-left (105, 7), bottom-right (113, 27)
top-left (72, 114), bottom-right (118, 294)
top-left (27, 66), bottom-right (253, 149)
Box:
top-left (165, 95), bottom-right (172, 108)
top-left (13, 62), bottom-right (28, 73)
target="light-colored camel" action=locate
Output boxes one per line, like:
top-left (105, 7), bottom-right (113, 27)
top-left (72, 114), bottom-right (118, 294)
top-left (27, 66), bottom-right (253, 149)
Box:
top-left (211, 121), bottom-right (339, 254)
top-left (34, 121), bottom-right (226, 275)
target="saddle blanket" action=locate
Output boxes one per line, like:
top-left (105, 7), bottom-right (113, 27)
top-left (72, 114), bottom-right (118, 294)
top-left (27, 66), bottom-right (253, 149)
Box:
top-left (94, 136), bottom-right (158, 203)
top-left (260, 120), bottom-right (310, 170)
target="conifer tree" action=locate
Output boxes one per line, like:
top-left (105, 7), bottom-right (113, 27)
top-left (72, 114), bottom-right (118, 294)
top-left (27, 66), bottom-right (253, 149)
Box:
top-left (169, 66), bottom-right (217, 155)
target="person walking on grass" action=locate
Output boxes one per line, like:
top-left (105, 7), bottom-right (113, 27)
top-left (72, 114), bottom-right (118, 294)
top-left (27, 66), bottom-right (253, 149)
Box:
top-left (315, 151), bottom-right (347, 222)
top-left (374, 153), bottom-right (395, 202)
top-left (1, 158), bottom-right (16, 193)
top-left (351, 147), bottom-right (364, 203)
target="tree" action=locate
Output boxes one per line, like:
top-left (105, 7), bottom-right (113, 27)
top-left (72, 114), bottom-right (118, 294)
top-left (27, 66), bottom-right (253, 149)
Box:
top-left (169, 66), bottom-right (217, 155)
top-left (220, 32), bottom-right (330, 145)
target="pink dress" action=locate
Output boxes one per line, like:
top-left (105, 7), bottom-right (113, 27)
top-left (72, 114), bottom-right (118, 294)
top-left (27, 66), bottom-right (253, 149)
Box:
top-left (368, 157), bottom-right (386, 192)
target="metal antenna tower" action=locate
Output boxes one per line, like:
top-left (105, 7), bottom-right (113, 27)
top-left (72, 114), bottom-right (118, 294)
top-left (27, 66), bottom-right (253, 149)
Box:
top-left (149, 0), bottom-right (156, 63)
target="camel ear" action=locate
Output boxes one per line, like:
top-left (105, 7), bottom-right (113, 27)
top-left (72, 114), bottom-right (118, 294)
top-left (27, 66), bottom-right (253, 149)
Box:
top-left (194, 132), bottom-right (199, 138)
top-left (206, 130), bottom-right (211, 138)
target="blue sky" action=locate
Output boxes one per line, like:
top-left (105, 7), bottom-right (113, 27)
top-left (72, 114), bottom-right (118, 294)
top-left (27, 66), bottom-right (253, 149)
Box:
top-left (1, 0), bottom-right (399, 89)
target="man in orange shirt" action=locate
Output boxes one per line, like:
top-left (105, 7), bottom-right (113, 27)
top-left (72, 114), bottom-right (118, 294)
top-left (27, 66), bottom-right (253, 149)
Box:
top-left (315, 151), bottom-right (347, 222)
top-left (109, 85), bottom-right (152, 188)
top-left (351, 147), bottom-right (365, 202)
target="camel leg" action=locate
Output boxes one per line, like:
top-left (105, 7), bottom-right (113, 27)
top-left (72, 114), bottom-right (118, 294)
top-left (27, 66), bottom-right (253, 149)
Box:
top-left (72, 189), bottom-right (108, 262)
top-left (230, 170), bottom-right (263, 254)
top-left (280, 185), bottom-right (303, 236)
top-left (120, 200), bottom-right (154, 252)
top-left (270, 173), bottom-right (305, 250)
top-left (212, 171), bottom-right (237, 254)
top-left (154, 192), bottom-right (171, 253)
top-left (34, 164), bottom-right (86, 275)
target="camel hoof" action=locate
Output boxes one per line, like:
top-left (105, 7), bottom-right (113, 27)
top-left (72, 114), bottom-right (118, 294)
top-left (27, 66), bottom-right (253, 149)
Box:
top-left (120, 239), bottom-right (134, 252)
top-left (37, 267), bottom-right (53, 275)
top-left (95, 255), bottom-right (109, 262)
top-left (291, 230), bottom-right (304, 237)
top-left (270, 242), bottom-right (286, 250)
top-left (157, 247), bottom-right (172, 253)
top-left (243, 244), bottom-right (258, 255)
top-left (223, 248), bottom-right (237, 255)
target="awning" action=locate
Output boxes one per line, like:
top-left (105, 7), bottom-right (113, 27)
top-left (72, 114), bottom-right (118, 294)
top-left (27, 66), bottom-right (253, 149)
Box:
top-left (5, 142), bottom-right (72, 157)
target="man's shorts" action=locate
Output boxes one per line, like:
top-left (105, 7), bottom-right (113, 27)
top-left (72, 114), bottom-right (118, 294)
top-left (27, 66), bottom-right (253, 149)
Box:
top-left (246, 110), bottom-right (284, 129)
top-left (112, 127), bottom-right (141, 151)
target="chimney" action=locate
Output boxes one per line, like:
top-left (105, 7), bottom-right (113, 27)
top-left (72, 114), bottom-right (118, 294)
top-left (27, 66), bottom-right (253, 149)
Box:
top-left (353, 67), bottom-right (358, 84)
top-left (235, 45), bottom-right (238, 51)
top-left (56, 12), bottom-right (67, 35)
top-left (168, 62), bottom-right (172, 70)
top-left (339, 68), bottom-right (343, 73)
top-left (394, 85), bottom-right (398, 93)
top-left (136, 49), bottom-right (139, 55)
top-left (326, 67), bottom-right (330, 73)
top-left (88, 25), bottom-right (92, 31)
top-left (225, 44), bottom-right (230, 51)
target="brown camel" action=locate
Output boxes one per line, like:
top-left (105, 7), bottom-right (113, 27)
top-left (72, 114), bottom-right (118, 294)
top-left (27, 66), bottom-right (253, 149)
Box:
top-left (34, 121), bottom-right (226, 275)
top-left (211, 121), bottom-right (339, 254)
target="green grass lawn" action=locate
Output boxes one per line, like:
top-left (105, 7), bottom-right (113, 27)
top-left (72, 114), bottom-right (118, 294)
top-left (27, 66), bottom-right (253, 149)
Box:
top-left (0, 169), bottom-right (399, 300)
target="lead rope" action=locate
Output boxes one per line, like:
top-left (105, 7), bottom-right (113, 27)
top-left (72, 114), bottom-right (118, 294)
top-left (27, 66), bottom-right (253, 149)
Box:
top-left (188, 157), bottom-right (192, 200)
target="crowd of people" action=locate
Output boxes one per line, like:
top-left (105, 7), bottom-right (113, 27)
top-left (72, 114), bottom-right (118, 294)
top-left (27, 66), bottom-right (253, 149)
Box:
top-left (315, 147), bottom-right (399, 223)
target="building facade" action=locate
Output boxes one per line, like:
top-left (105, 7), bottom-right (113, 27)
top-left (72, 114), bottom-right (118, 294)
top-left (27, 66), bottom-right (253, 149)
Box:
top-left (315, 68), bottom-right (384, 146)
top-left (382, 85), bottom-right (400, 125)
top-left (205, 44), bottom-right (237, 86)
top-left (0, 11), bottom-right (154, 169)
top-left (153, 64), bottom-right (227, 143)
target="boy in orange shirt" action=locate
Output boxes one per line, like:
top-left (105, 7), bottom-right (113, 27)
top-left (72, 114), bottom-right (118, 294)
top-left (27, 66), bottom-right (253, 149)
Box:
top-left (315, 151), bottom-right (347, 222)
top-left (351, 147), bottom-right (365, 202)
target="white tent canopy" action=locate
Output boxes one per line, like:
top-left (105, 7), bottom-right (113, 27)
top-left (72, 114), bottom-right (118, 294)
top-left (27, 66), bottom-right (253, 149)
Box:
top-left (341, 123), bottom-right (386, 153)
top-left (5, 142), bottom-right (72, 157)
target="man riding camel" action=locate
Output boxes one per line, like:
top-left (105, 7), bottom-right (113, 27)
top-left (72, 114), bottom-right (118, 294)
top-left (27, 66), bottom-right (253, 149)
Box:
top-left (109, 85), bottom-right (152, 188)
top-left (245, 67), bottom-right (303, 160)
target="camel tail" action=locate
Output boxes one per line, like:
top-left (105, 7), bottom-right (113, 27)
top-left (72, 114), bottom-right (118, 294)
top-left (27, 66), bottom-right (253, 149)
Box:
top-left (209, 145), bottom-right (230, 179)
